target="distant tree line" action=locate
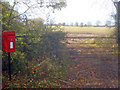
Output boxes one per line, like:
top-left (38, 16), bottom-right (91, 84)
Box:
top-left (52, 20), bottom-right (115, 27)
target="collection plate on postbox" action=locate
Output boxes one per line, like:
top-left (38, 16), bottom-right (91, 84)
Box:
top-left (2, 31), bottom-right (16, 52)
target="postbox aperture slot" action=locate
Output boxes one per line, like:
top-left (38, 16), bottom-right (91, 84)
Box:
top-left (10, 42), bottom-right (13, 49)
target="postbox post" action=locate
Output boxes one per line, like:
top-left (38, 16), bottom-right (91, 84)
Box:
top-left (2, 31), bottom-right (16, 81)
top-left (8, 52), bottom-right (11, 81)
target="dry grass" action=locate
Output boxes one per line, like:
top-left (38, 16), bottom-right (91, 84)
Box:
top-left (59, 26), bottom-right (115, 36)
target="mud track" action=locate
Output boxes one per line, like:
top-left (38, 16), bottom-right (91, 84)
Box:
top-left (61, 33), bottom-right (118, 88)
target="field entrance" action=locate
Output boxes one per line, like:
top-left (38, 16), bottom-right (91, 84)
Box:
top-left (60, 27), bottom-right (118, 88)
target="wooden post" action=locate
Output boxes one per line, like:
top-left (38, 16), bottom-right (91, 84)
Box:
top-left (117, 2), bottom-right (120, 45)
top-left (117, 1), bottom-right (120, 87)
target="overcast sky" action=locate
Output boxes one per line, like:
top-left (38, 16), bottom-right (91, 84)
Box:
top-left (8, 0), bottom-right (117, 25)
top-left (48, 0), bottom-right (116, 25)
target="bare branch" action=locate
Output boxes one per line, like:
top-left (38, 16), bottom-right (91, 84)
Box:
top-left (7, 1), bottom-right (16, 25)
top-left (111, 0), bottom-right (118, 10)
top-left (11, 3), bottom-right (37, 19)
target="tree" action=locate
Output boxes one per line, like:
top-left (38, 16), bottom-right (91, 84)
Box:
top-left (105, 20), bottom-right (112, 27)
top-left (87, 21), bottom-right (92, 27)
top-left (96, 20), bottom-right (101, 27)
top-left (75, 22), bottom-right (79, 26)
top-left (2, 2), bottom-right (22, 31)
top-left (80, 22), bottom-right (84, 27)
top-left (2, 1), bottom-right (27, 71)
top-left (1, 0), bottom-right (67, 72)
top-left (62, 22), bottom-right (66, 26)
top-left (58, 23), bottom-right (62, 26)
top-left (2, 0), bottom-right (67, 28)
top-left (111, 0), bottom-right (118, 27)
top-left (71, 22), bottom-right (74, 26)
top-left (111, 12), bottom-right (116, 21)
top-left (84, 24), bottom-right (87, 27)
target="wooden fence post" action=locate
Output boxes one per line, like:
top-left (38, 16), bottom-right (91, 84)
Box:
top-left (117, 2), bottom-right (120, 45)
top-left (117, 1), bottom-right (120, 87)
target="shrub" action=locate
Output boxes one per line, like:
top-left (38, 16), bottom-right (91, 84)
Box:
top-left (2, 25), bottom-right (69, 75)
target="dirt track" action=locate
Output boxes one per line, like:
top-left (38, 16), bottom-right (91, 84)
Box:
top-left (61, 33), bottom-right (118, 88)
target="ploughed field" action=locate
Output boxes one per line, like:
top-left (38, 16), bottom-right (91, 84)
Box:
top-left (60, 26), bottom-right (118, 88)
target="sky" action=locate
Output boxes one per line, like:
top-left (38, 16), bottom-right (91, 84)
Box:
top-left (8, 0), bottom-right (117, 25)
top-left (48, 0), bottom-right (116, 25)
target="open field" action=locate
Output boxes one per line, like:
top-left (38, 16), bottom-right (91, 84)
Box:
top-left (60, 26), bottom-right (116, 36)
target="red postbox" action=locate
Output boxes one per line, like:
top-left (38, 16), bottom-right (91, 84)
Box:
top-left (2, 31), bottom-right (16, 52)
